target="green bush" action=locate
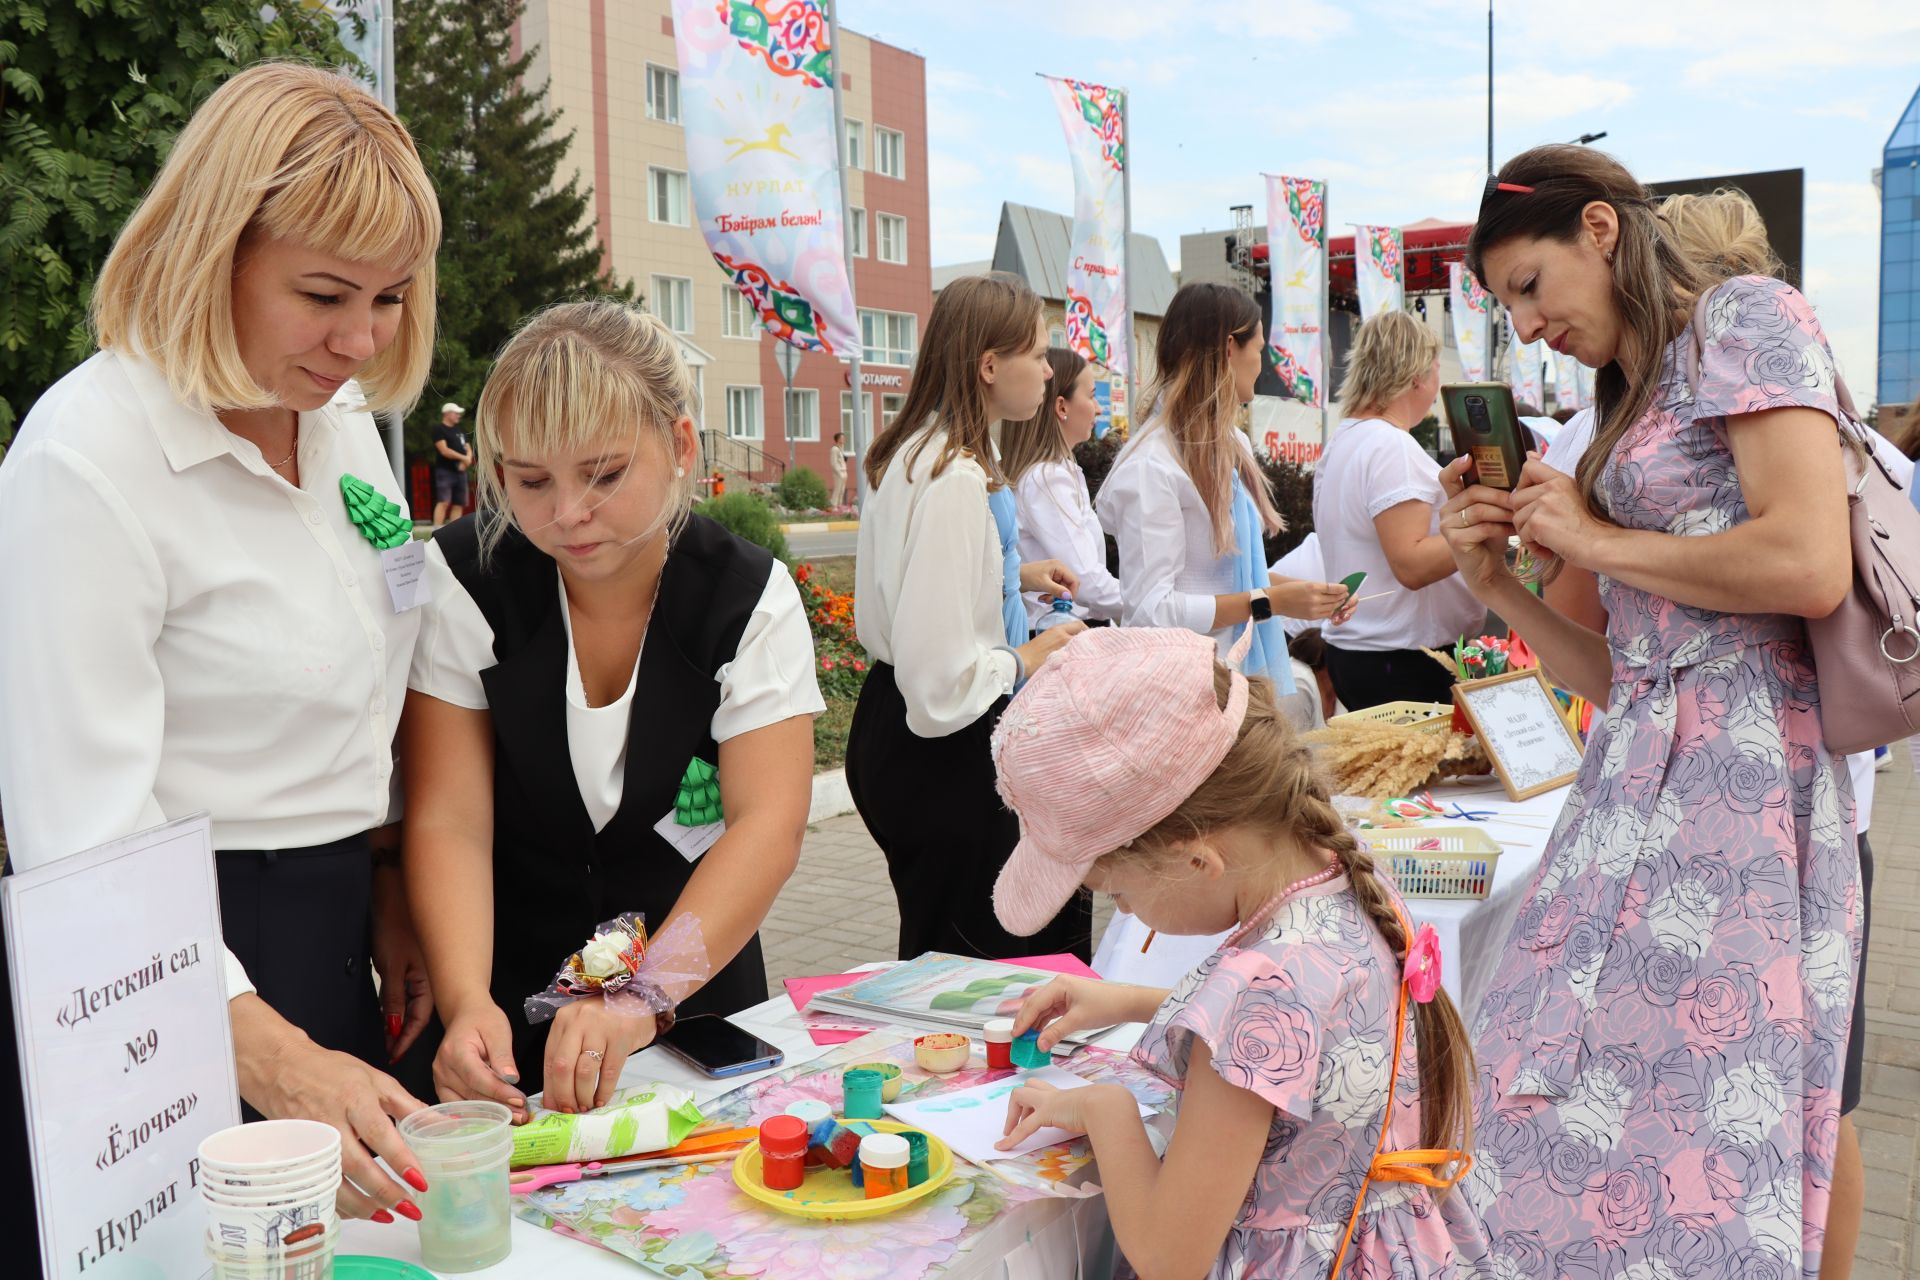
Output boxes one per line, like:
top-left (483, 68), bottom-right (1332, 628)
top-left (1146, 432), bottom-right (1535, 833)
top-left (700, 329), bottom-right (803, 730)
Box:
top-left (697, 492), bottom-right (790, 563)
top-left (777, 465), bottom-right (830, 512)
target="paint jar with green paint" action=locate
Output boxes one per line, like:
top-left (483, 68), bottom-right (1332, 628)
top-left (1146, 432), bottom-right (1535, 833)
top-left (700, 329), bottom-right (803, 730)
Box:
top-left (508, 1085), bottom-right (705, 1169)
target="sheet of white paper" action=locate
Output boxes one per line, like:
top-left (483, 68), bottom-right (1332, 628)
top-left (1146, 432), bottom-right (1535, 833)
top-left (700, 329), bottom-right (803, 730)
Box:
top-left (652, 811), bottom-right (726, 863)
top-left (882, 1065), bottom-right (1152, 1164)
top-left (380, 540), bottom-right (431, 612)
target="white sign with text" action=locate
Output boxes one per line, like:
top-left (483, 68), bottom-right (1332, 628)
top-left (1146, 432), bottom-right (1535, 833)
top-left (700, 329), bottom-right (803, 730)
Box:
top-left (1453, 670), bottom-right (1586, 801)
top-left (4, 814), bottom-right (238, 1278)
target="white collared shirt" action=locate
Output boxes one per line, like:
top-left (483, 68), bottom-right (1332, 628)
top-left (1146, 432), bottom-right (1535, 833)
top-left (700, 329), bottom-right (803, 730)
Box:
top-left (854, 427), bottom-right (1018, 737)
top-left (1095, 420), bottom-right (1247, 656)
top-left (1013, 457), bottom-right (1123, 628)
top-left (0, 351), bottom-right (423, 999)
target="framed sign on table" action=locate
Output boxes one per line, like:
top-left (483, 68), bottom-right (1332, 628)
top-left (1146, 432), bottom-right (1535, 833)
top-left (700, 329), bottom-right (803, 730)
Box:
top-left (1452, 669), bottom-right (1585, 800)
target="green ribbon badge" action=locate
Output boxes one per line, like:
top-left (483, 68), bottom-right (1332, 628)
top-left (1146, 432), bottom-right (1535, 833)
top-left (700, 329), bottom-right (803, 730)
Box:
top-left (341, 473), bottom-right (413, 550)
top-left (675, 757), bottom-right (722, 827)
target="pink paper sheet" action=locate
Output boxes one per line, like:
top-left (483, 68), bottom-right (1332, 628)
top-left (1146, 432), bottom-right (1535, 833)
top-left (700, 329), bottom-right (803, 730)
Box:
top-left (782, 953), bottom-right (1103, 1045)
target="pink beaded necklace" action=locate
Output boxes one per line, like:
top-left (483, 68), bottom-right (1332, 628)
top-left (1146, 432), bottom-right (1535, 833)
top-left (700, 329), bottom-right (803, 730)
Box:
top-left (1224, 854), bottom-right (1343, 949)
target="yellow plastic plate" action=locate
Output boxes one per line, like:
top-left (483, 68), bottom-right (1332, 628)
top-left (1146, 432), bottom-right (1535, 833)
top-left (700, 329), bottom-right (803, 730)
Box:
top-left (730, 1119), bottom-right (954, 1220)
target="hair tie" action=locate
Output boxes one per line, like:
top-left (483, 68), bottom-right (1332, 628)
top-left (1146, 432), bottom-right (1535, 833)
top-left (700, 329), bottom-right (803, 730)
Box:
top-left (1403, 923), bottom-right (1443, 1004)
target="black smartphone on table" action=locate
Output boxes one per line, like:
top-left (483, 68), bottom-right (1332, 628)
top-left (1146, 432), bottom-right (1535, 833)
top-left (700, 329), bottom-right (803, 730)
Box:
top-left (1440, 382), bottom-right (1528, 491)
top-left (658, 1014), bottom-right (784, 1079)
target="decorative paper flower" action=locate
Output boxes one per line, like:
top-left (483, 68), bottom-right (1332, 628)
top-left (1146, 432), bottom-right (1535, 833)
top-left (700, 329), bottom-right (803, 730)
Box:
top-left (675, 757), bottom-right (723, 827)
top-left (580, 932), bottom-right (632, 980)
top-left (339, 474), bottom-right (413, 550)
top-left (1404, 923), bottom-right (1443, 1004)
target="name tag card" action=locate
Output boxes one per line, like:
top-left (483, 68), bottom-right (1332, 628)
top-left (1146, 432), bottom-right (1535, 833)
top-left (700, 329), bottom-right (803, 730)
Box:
top-left (1452, 669), bottom-right (1586, 801)
top-left (4, 814), bottom-right (240, 1279)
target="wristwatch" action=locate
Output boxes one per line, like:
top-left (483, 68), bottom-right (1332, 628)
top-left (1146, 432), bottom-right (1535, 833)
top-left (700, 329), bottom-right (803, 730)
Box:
top-left (1249, 591), bottom-right (1274, 623)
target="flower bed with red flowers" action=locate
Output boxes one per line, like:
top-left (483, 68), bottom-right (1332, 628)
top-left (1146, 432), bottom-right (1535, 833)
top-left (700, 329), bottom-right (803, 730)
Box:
top-left (794, 561), bottom-right (868, 768)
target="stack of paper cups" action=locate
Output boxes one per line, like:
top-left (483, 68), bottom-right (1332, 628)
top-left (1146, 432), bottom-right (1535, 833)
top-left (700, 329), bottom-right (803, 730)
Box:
top-left (198, 1119), bottom-right (341, 1279)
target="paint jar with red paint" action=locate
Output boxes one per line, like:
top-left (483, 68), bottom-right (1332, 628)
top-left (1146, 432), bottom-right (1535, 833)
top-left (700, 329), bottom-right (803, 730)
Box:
top-left (758, 1114), bottom-right (809, 1192)
top-left (983, 1017), bottom-right (1015, 1070)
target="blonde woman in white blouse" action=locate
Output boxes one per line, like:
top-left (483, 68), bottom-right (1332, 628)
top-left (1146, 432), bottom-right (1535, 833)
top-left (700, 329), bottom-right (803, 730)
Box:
top-left (403, 303), bottom-right (821, 1116)
top-left (850, 274), bottom-right (1084, 961)
top-left (0, 65), bottom-right (442, 1232)
top-left (1003, 346), bottom-right (1123, 630)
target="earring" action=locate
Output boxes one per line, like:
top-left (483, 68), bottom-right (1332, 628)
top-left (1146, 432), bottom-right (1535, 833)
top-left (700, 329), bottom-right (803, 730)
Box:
top-left (675, 466), bottom-right (686, 478)
top-left (1605, 250), bottom-right (1614, 264)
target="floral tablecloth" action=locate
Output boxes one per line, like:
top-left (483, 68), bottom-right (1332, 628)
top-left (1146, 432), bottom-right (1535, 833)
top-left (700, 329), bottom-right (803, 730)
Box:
top-left (514, 1030), bottom-right (1174, 1278)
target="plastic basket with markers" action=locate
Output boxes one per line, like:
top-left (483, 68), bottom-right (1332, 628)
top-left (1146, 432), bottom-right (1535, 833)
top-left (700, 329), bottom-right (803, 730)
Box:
top-left (1365, 826), bottom-right (1503, 900)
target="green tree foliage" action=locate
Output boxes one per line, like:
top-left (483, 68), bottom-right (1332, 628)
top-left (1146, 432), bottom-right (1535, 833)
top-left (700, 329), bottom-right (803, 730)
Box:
top-left (395, 0), bottom-right (631, 455)
top-left (0, 0), bottom-right (356, 439)
top-left (697, 491), bottom-right (790, 563)
top-left (776, 464), bottom-right (829, 511)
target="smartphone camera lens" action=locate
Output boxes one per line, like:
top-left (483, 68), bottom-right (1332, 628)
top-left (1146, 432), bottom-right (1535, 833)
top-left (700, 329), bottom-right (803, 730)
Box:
top-left (1465, 395), bottom-right (1491, 431)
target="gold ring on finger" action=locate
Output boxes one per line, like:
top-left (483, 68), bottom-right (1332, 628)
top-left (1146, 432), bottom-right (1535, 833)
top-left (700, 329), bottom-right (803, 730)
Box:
top-left (582, 1049), bottom-right (604, 1061)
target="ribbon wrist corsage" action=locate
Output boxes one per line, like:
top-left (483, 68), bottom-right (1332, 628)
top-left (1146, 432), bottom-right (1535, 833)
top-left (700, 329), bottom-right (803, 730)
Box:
top-left (524, 911), bottom-right (711, 1026)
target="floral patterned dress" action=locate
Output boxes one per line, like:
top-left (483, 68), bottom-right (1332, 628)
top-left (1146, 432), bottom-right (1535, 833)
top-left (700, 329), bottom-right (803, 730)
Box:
top-left (1465, 275), bottom-right (1860, 1280)
top-left (1131, 875), bottom-right (1489, 1279)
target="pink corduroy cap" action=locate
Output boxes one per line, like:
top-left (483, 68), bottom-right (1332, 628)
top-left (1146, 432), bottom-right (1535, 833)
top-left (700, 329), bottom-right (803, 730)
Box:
top-left (990, 627), bottom-right (1252, 937)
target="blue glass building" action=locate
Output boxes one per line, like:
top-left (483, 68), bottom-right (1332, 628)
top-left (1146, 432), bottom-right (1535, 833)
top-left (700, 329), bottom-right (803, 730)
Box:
top-left (1881, 83), bottom-right (1920, 409)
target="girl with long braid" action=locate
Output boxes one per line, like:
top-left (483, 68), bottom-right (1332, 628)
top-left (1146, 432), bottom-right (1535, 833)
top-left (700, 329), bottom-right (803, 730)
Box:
top-left (984, 626), bottom-right (1487, 1279)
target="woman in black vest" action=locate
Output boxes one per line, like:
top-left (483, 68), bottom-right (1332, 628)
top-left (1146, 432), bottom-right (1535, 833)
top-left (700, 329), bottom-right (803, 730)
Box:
top-left (403, 302), bottom-right (821, 1116)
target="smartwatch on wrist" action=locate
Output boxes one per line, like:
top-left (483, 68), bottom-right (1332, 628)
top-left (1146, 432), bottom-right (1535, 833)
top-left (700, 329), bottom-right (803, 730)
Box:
top-left (1249, 591), bottom-right (1274, 623)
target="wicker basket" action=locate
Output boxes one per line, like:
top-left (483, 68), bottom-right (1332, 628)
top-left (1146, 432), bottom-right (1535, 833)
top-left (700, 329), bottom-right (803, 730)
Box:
top-left (1326, 701), bottom-right (1454, 735)
top-left (1365, 825), bottom-right (1503, 900)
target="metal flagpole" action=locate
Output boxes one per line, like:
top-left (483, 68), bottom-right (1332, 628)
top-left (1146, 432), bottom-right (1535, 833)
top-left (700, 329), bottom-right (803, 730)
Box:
top-left (1119, 84), bottom-right (1135, 432)
top-left (378, 1), bottom-right (404, 483)
top-left (823, 0), bottom-right (867, 512)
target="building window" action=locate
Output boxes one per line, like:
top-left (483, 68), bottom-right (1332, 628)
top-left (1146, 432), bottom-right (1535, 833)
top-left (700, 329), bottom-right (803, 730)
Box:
top-left (849, 207), bottom-right (867, 257)
top-left (875, 126), bottom-right (905, 179)
top-left (645, 65), bottom-right (679, 123)
top-left (1048, 326), bottom-right (1066, 349)
top-left (860, 310), bottom-right (917, 366)
top-left (843, 118), bottom-right (864, 170)
top-left (650, 275), bottom-right (693, 333)
top-left (722, 286), bottom-right (758, 339)
top-left (840, 391), bottom-right (873, 438)
top-left (783, 388), bottom-right (820, 443)
top-left (881, 393), bottom-right (907, 427)
top-left (649, 167), bottom-right (689, 225)
top-left (725, 386), bottom-right (763, 439)
top-left (876, 213), bottom-right (907, 265)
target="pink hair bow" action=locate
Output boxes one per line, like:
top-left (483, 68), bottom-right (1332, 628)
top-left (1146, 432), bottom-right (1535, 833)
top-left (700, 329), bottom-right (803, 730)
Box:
top-left (1404, 923), bottom-right (1443, 1005)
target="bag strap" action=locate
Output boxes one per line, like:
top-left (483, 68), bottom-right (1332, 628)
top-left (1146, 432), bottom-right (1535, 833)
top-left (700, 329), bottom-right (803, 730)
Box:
top-left (1325, 904), bottom-right (1472, 1280)
top-left (1684, 281), bottom-right (1874, 466)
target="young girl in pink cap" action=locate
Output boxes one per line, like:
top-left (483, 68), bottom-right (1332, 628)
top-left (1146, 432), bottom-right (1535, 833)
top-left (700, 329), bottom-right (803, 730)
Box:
top-left (989, 626), bottom-right (1487, 1279)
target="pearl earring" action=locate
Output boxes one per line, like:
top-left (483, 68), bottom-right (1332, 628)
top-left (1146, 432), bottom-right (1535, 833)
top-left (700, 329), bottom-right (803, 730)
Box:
top-left (675, 466), bottom-right (686, 478)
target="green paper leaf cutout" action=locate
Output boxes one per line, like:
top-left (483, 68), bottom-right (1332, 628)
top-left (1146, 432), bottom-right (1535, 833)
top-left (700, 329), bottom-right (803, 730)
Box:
top-left (340, 473), bottom-right (414, 549)
top-left (675, 757), bottom-right (722, 827)
top-left (1340, 571), bottom-right (1367, 598)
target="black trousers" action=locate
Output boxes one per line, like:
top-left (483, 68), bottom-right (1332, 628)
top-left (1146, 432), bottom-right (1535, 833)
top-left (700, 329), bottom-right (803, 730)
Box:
top-left (1842, 833), bottom-right (1873, 1116)
top-left (1324, 643), bottom-right (1459, 711)
top-left (847, 663), bottom-right (1091, 962)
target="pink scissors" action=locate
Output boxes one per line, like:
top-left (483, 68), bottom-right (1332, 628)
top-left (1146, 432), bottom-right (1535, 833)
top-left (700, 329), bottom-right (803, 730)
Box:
top-left (509, 1149), bottom-right (738, 1195)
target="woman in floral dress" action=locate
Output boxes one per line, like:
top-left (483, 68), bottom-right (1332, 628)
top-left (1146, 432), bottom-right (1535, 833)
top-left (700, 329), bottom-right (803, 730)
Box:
top-left (1442, 144), bottom-right (1859, 1280)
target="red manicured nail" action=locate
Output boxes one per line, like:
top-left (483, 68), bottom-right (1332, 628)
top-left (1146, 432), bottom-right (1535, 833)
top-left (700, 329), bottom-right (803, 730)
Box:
top-left (387, 1014), bottom-right (403, 1038)
top-left (370, 1210), bottom-right (394, 1224)
top-left (394, 1200), bottom-right (422, 1221)
top-left (403, 1166), bottom-right (429, 1193)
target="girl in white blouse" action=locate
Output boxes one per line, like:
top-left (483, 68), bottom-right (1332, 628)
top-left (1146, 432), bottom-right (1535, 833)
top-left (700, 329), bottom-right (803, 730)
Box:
top-left (1097, 284), bottom-right (1353, 692)
top-left (403, 302), bottom-right (821, 1116)
top-left (849, 273), bottom-right (1085, 960)
top-left (0, 65), bottom-right (441, 1231)
top-left (1003, 347), bottom-right (1124, 629)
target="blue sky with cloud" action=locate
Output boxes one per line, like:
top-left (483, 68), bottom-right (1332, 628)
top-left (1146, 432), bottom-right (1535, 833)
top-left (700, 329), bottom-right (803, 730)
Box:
top-left (842, 0), bottom-right (1920, 406)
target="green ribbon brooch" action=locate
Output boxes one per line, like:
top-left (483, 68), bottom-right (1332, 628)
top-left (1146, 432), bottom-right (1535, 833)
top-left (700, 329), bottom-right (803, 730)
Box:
top-left (341, 474), bottom-right (413, 550)
top-left (675, 757), bottom-right (723, 827)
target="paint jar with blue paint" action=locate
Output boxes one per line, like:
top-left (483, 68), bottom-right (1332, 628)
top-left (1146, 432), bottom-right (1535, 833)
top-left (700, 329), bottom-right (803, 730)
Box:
top-left (842, 1068), bottom-right (886, 1120)
top-left (1010, 1029), bottom-right (1051, 1070)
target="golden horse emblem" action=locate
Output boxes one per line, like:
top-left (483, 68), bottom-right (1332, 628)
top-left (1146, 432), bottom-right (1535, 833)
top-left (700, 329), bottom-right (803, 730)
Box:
top-left (724, 123), bottom-right (799, 161)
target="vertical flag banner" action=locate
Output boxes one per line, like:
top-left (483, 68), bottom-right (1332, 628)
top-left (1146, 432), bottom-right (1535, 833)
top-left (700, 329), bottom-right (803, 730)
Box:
top-left (670, 0), bottom-right (859, 355)
top-left (1354, 225), bottom-right (1404, 319)
top-left (1507, 314), bottom-right (1546, 410)
top-left (1552, 350), bottom-right (1591, 411)
top-left (1043, 75), bottom-right (1130, 384)
top-left (1265, 175), bottom-right (1326, 408)
top-left (1448, 262), bottom-right (1494, 381)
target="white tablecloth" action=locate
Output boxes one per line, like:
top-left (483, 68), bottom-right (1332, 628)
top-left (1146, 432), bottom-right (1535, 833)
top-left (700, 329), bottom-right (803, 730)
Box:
top-left (1092, 779), bottom-right (1572, 1019)
top-left (337, 990), bottom-right (1126, 1278)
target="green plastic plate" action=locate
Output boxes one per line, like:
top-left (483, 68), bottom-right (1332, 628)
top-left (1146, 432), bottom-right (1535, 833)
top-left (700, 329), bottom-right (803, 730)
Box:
top-left (334, 1258), bottom-right (438, 1279)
